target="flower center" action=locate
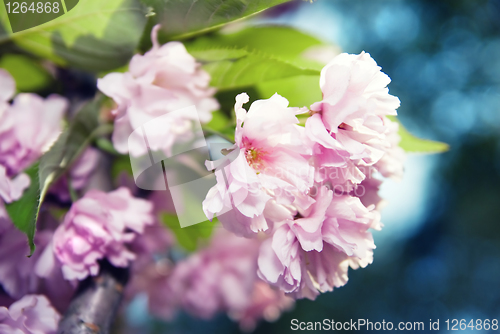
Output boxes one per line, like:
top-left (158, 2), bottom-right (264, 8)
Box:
top-left (245, 147), bottom-right (266, 171)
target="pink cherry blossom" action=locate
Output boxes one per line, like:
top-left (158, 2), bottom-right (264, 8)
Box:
top-left (0, 295), bottom-right (60, 334)
top-left (0, 165), bottom-right (30, 204)
top-left (97, 25), bottom-right (219, 157)
top-left (167, 228), bottom-right (260, 319)
top-left (0, 70), bottom-right (67, 205)
top-left (0, 93), bottom-right (67, 176)
top-left (0, 211), bottom-right (75, 312)
top-left (162, 228), bottom-right (295, 328)
top-left (306, 51), bottom-right (403, 190)
top-left (47, 187), bottom-right (154, 280)
top-left (0, 69), bottom-right (15, 104)
top-left (358, 177), bottom-right (385, 210)
top-left (373, 120), bottom-right (405, 180)
top-left (258, 186), bottom-right (378, 299)
top-left (203, 93), bottom-right (314, 237)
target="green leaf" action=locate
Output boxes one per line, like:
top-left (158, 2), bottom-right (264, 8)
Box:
top-left (256, 74), bottom-right (321, 108)
top-left (0, 0), bottom-right (147, 72)
top-left (192, 47), bottom-right (319, 90)
top-left (140, 0), bottom-right (292, 39)
top-left (16, 98), bottom-right (112, 256)
top-left (95, 137), bottom-right (120, 156)
top-left (39, 99), bottom-right (112, 207)
top-left (205, 110), bottom-right (231, 132)
top-left (187, 25), bottom-right (327, 71)
top-left (7, 98), bottom-right (114, 256)
top-left (203, 110), bottom-right (235, 142)
top-left (188, 48), bottom-right (248, 62)
top-left (213, 85), bottom-right (260, 114)
top-left (162, 213), bottom-right (218, 252)
top-left (394, 117), bottom-right (449, 153)
top-left (111, 154), bottom-right (133, 180)
top-left (0, 54), bottom-right (52, 92)
top-left (64, 0), bottom-right (80, 12)
top-left (5, 164), bottom-right (40, 256)
top-left (185, 26), bottom-right (325, 91)
top-left (3, 97), bottom-right (109, 258)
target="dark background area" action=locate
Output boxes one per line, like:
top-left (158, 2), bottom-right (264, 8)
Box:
top-left (126, 0), bottom-right (500, 332)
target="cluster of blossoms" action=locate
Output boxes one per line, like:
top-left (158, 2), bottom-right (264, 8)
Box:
top-left (0, 23), bottom-right (403, 332)
top-left (203, 52), bottom-right (402, 299)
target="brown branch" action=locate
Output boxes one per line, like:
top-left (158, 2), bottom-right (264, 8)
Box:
top-left (57, 260), bottom-right (129, 334)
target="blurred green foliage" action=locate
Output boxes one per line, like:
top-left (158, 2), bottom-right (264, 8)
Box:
top-left (162, 214), bottom-right (219, 252)
top-left (0, 0), bottom-right (147, 71)
top-left (0, 53), bottom-right (51, 91)
top-left (141, 0), bottom-right (293, 40)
